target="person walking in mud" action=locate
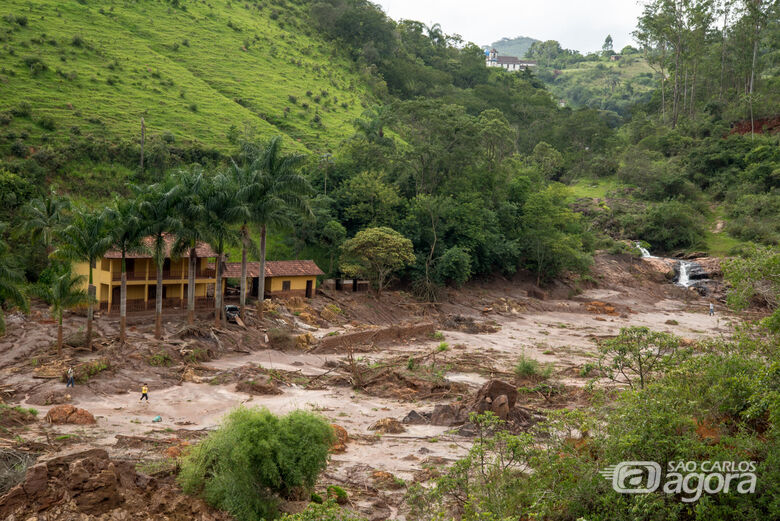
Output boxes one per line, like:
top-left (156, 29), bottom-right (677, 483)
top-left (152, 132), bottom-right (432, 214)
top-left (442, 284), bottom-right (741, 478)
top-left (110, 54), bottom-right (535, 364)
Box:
top-left (140, 383), bottom-right (149, 402)
top-left (709, 302), bottom-right (715, 317)
top-left (66, 366), bottom-right (75, 388)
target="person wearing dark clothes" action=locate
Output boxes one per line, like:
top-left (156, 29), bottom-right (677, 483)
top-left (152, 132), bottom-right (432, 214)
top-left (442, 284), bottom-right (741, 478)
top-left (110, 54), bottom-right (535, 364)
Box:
top-left (140, 383), bottom-right (149, 401)
top-left (66, 366), bottom-right (75, 387)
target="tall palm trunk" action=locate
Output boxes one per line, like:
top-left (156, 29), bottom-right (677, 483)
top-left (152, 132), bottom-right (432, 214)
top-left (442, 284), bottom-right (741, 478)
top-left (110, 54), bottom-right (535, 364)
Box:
top-left (187, 247), bottom-right (197, 324)
top-left (155, 258), bottom-right (163, 339)
top-left (120, 254), bottom-right (127, 345)
top-left (57, 315), bottom-right (63, 356)
top-left (87, 265), bottom-right (95, 349)
top-left (257, 225), bottom-right (267, 319)
top-left (240, 225), bottom-right (248, 320)
top-left (215, 251), bottom-right (223, 327)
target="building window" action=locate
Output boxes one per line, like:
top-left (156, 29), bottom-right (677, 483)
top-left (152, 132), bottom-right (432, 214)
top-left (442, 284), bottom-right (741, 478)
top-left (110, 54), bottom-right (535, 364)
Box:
top-left (282, 281), bottom-right (291, 291)
top-left (101, 258), bottom-right (110, 271)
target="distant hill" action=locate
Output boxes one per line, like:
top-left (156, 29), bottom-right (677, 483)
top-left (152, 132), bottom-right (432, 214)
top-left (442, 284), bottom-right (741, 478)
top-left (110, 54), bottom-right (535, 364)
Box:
top-left (0, 0), bottom-right (375, 155)
top-left (485, 36), bottom-right (539, 58)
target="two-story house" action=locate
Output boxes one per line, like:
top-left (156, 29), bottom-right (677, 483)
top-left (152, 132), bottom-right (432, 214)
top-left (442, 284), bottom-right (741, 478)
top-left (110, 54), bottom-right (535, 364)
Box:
top-left (74, 235), bottom-right (219, 314)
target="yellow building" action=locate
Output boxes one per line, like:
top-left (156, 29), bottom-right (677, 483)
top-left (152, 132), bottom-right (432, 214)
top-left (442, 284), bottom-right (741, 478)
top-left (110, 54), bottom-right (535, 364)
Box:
top-left (73, 236), bottom-right (219, 313)
top-left (223, 260), bottom-right (323, 299)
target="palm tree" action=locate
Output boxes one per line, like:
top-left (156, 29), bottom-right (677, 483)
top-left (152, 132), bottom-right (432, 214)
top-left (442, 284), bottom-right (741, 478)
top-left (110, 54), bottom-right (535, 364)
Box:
top-left (31, 265), bottom-right (92, 356)
top-left (229, 150), bottom-right (260, 320)
top-left (136, 183), bottom-right (181, 340)
top-left (54, 208), bottom-right (113, 349)
top-left (0, 223), bottom-right (29, 336)
top-left (105, 197), bottom-right (144, 345)
top-left (238, 136), bottom-right (311, 318)
top-left (201, 172), bottom-right (245, 327)
top-left (18, 187), bottom-right (71, 256)
top-left (168, 168), bottom-right (207, 325)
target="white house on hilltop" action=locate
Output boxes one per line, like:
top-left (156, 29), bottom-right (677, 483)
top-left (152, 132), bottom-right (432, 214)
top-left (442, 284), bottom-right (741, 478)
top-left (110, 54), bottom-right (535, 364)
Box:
top-left (485, 48), bottom-right (537, 71)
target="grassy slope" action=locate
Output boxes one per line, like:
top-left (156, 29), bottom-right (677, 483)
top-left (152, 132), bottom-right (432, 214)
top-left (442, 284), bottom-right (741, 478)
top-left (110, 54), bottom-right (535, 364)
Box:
top-left (544, 56), bottom-right (656, 109)
top-left (0, 0), bottom-right (374, 154)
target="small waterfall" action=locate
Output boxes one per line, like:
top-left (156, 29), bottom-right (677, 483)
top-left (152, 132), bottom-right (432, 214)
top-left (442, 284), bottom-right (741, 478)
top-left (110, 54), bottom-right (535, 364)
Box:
top-left (677, 261), bottom-right (693, 287)
top-left (635, 242), bottom-right (654, 258)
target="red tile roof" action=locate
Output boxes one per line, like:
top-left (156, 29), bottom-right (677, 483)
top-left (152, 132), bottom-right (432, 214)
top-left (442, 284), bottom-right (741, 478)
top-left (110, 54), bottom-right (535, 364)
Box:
top-left (103, 234), bottom-right (218, 259)
top-left (222, 260), bottom-right (324, 279)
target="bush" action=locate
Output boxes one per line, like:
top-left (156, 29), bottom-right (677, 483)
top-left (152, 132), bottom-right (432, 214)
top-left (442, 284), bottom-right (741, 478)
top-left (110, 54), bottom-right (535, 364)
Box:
top-left (71, 35), bottom-right (85, 47)
top-left (434, 246), bottom-right (472, 287)
top-left (281, 501), bottom-right (367, 521)
top-left (10, 139), bottom-right (26, 157)
top-left (36, 116), bottom-right (55, 131)
top-left (179, 407), bottom-right (335, 521)
top-left (641, 200), bottom-right (706, 252)
top-left (11, 102), bottom-right (31, 118)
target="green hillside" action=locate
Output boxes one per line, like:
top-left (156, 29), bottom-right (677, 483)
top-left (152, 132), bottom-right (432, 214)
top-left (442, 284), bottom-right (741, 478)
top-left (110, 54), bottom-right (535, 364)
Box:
top-left (487, 36), bottom-right (539, 58)
top-left (539, 54), bottom-right (657, 116)
top-left (0, 0), bottom-right (374, 154)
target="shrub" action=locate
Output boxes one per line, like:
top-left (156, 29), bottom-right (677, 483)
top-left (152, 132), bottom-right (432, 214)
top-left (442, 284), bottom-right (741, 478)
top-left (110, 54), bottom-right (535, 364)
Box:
top-left (148, 352), bottom-right (172, 367)
top-left (281, 501), bottom-right (367, 521)
top-left (71, 35), bottom-right (85, 47)
top-left (288, 95), bottom-right (297, 104)
top-left (10, 102), bottom-right (30, 118)
top-left (36, 116), bottom-right (55, 131)
top-left (641, 200), bottom-right (706, 252)
top-left (434, 246), bottom-right (472, 287)
top-left (23, 57), bottom-right (48, 75)
top-left (514, 353), bottom-right (552, 379)
top-left (179, 407), bottom-right (335, 521)
top-left (598, 326), bottom-right (684, 390)
top-left (10, 139), bottom-right (26, 157)
top-left (188, 103), bottom-right (197, 112)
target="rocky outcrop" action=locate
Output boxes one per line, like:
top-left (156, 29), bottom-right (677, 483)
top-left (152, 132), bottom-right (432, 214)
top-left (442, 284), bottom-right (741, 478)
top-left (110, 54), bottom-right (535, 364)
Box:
top-left (0, 448), bottom-right (231, 520)
top-left (44, 404), bottom-right (96, 425)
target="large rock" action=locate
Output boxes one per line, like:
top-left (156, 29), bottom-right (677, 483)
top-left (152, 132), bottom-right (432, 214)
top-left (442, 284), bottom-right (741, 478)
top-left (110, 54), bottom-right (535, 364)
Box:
top-left (472, 380), bottom-right (518, 410)
top-left (430, 404), bottom-right (468, 426)
top-left (44, 404), bottom-right (96, 425)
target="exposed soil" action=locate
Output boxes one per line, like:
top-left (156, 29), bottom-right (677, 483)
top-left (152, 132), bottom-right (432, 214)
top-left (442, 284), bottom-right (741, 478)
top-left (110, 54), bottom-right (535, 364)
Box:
top-left (0, 253), bottom-right (734, 520)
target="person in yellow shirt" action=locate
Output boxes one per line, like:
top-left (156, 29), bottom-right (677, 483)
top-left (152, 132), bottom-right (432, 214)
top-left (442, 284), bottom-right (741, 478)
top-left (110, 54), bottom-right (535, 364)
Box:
top-left (140, 383), bottom-right (149, 401)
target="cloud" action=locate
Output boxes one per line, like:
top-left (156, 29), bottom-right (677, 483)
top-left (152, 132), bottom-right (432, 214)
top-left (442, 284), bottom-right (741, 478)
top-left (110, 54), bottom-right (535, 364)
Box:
top-left (374, 0), bottom-right (644, 53)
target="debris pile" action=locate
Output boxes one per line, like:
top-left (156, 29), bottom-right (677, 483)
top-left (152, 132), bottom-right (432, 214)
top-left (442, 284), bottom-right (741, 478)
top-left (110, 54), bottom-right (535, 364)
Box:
top-left (0, 448), bottom-right (230, 520)
top-left (44, 405), bottom-right (96, 425)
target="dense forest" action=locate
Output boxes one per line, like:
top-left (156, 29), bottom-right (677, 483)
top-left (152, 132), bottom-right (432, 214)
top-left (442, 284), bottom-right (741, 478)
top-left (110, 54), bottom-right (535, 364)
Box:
top-left (0, 0), bottom-right (778, 295)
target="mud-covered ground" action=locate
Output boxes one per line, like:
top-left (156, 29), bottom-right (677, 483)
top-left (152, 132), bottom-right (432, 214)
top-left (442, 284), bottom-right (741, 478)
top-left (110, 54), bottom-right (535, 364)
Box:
top-left (0, 254), bottom-right (733, 520)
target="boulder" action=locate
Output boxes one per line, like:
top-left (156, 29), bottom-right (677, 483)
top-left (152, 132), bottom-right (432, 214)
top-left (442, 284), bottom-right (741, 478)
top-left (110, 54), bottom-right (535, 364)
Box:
top-left (430, 404), bottom-right (468, 426)
top-left (472, 380), bottom-right (518, 410)
top-left (491, 394), bottom-right (510, 420)
top-left (330, 424), bottom-right (349, 452)
top-left (44, 404), bottom-right (96, 425)
top-left (402, 410), bottom-right (430, 425)
top-left (368, 418), bottom-right (406, 434)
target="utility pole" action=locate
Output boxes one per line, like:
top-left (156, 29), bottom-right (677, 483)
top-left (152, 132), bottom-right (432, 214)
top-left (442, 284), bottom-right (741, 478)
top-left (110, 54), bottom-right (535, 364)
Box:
top-left (140, 117), bottom-right (145, 171)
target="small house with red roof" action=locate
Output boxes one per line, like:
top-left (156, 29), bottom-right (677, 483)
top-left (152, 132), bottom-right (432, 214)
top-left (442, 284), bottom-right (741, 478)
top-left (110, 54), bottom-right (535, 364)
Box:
top-left (223, 260), bottom-right (324, 298)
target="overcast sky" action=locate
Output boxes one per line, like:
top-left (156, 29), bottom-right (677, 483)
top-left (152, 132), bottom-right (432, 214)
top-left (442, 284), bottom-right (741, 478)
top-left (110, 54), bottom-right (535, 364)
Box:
top-left (373, 0), bottom-right (645, 54)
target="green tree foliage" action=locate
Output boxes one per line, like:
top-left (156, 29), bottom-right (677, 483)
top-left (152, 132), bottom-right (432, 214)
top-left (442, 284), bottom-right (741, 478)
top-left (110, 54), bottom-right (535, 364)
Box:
top-left (598, 326), bottom-right (685, 390)
top-left (54, 208), bottom-right (113, 348)
top-left (281, 502), bottom-right (367, 521)
top-left (434, 246), bottom-right (472, 287)
top-left (409, 336), bottom-right (780, 521)
top-left (339, 227), bottom-right (415, 296)
top-left (0, 223), bottom-right (28, 335)
top-left (179, 407), bottom-right (335, 521)
top-left (30, 264), bottom-right (91, 355)
top-left (521, 184), bottom-right (592, 285)
top-left (723, 244), bottom-right (780, 310)
top-left (641, 199), bottom-right (706, 252)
